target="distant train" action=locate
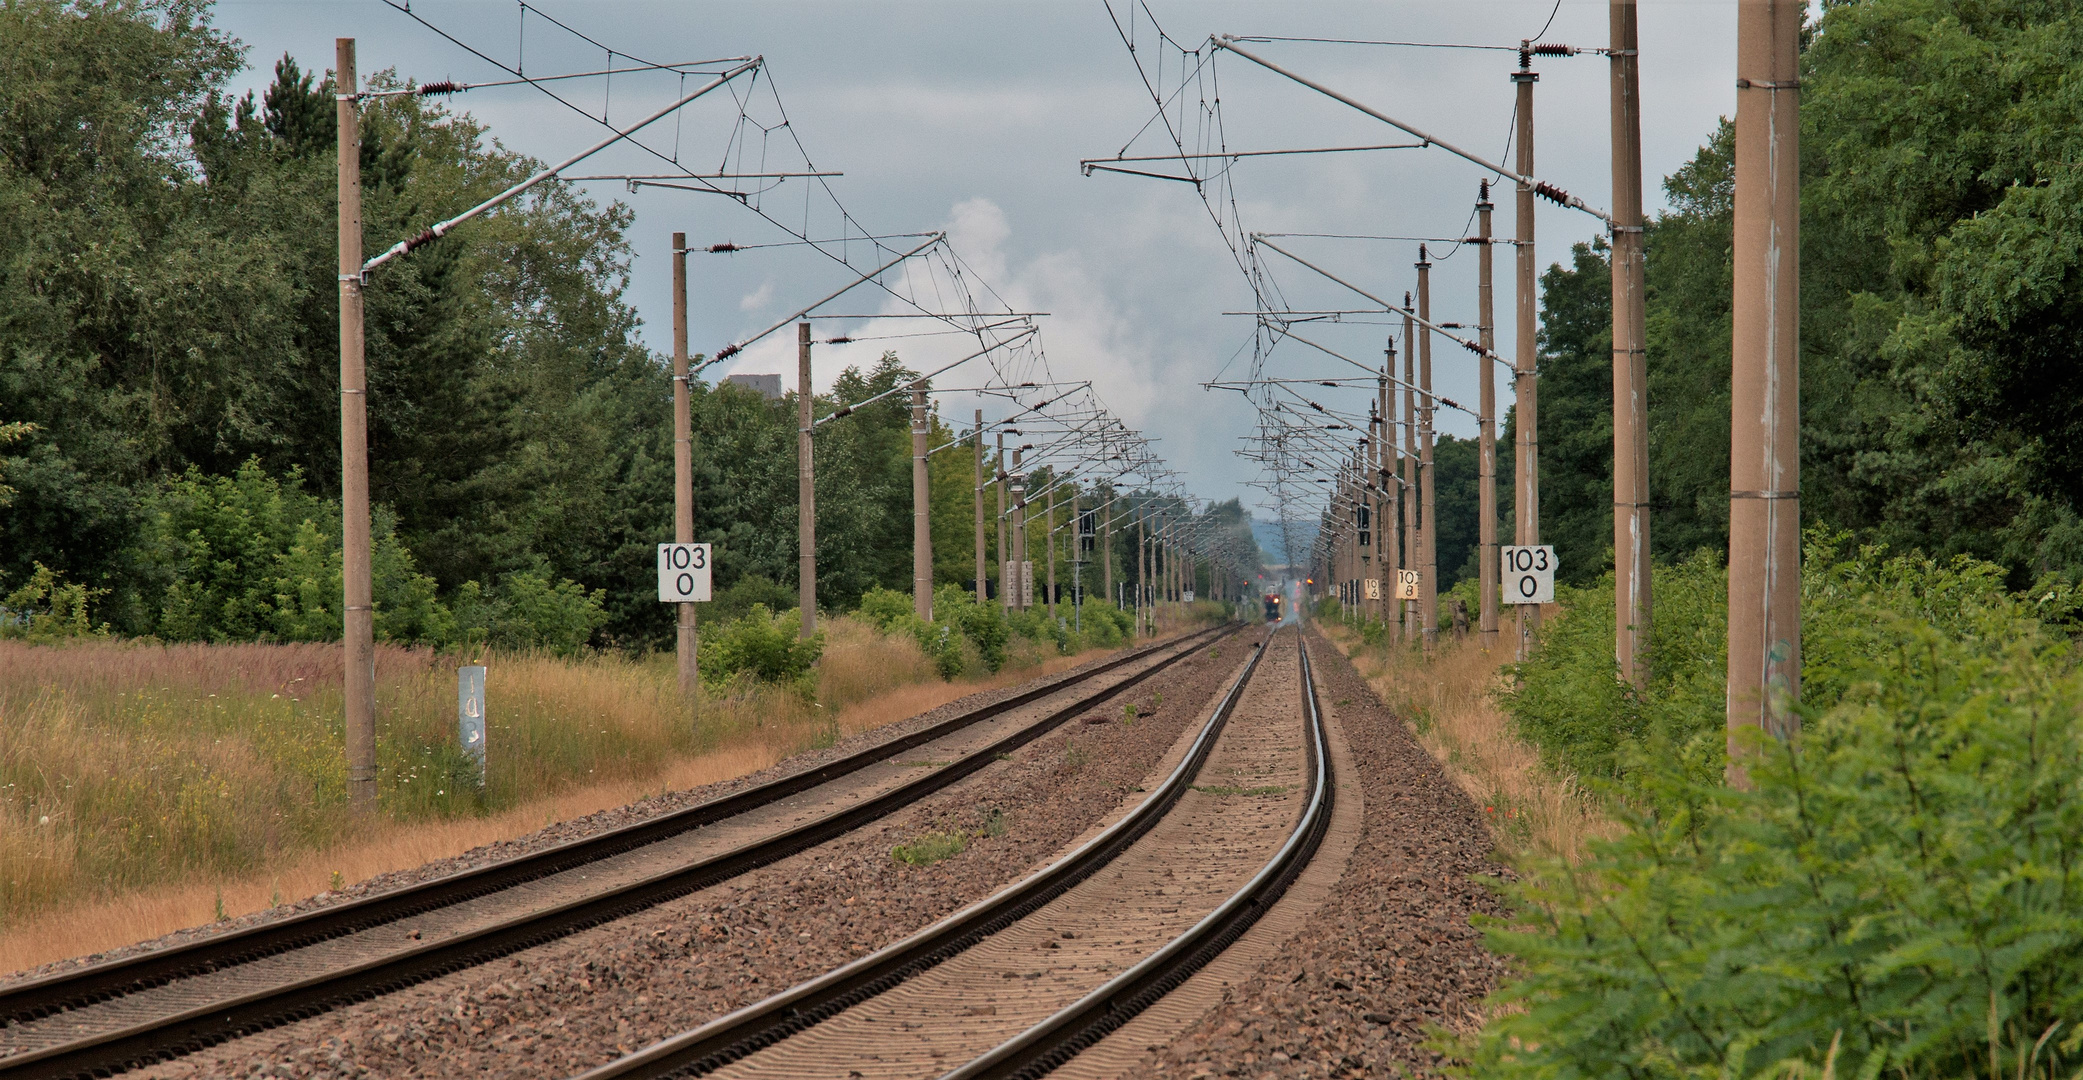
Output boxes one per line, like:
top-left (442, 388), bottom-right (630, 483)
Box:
top-left (1263, 593), bottom-right (1283, 623)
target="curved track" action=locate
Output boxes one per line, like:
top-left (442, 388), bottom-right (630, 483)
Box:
top-left (0, 625), bottom-right (1232, 1080)
top-left (574, 627), bottom-right (1330, 1080)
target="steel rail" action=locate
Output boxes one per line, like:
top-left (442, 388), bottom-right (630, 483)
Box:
top-left (944, 633), bottom-right (1333, 1080)
top-left (0, 625), bottom-right (1233, 1080)
top-left (571, 627), bottom-right (1276, 1080)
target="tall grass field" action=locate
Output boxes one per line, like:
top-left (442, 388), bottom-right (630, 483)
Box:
top-left (0, 614), bottom-right (1106, 965)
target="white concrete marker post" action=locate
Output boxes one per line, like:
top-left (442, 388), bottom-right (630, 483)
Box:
top-left (458, 665), bottom-right (486, 788)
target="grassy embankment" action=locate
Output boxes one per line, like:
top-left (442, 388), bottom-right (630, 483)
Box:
top-left (0, 616), bottom-right (1138, 973)
top-left (1312, 610), bottom-right (1616, 863)
top-left (1324, 536), bottom-right (2083, 1079)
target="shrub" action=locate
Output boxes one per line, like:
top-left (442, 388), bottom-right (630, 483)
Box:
top-left (935, 584), bottom-right (1009, 672)
top-left (851, 586), bottom-right (968, 680)
top-left (142, 460), bottom-right (454, 646)
top-left (1469, 533), bottom-right (2083, 1080)
top-left (1500, 549), bottom-right (1731, 788)
top-left (0, 563), bottom-right (109, 641)
top-left (854, 585), bottom-right (913, 632)
top-left (452, 570), bottom-right (609, 657)
top-left (699, 603), bottom-right (822, 693)
top-left (1502, 535), bottom-right (2079, 794)
top-left (1076, 598), bottom-right (1132, 648)
top-left (1468, 611), bottom-right (2083, 1080)
top-left (708, 574), bottom-right (796, 624)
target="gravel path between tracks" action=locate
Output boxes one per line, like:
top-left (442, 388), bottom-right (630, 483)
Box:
top-left (137, 630), bottom-right (1253, 1080)
top-left (1, 637), bottom-right (1201, 991)
top-left (1125, 626), bottom-right (1510, 1079)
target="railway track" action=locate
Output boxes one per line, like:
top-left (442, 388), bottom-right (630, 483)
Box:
top-left (573, 626), bottom-right (1330, 1080)
top-left (0, 624), bottom-right (1234, 1080)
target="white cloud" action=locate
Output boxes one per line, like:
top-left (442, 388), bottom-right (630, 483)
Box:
top-left (738, 279), bottom-right (775, 312)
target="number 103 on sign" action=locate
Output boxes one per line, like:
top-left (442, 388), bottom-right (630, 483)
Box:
top-left (657, 543), bottom-right (712, 602)
top-left (1501, 546), bottom-right (1556, 605)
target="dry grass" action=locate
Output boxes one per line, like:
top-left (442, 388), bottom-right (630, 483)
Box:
top-left (0, 620), bottom-right (1118, 975)
top-left (1318, 620), bottom-right (1617, 862)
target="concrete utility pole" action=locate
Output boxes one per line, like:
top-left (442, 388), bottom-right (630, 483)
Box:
top-left (974, 411), bottom-right (986, 603)
top-left (1011, 450), bottom-right (1027, 610)
top-left (1102, 488), bottom-right (1114, 606)
top-left (672, 233), bottom-right (697, 696)
top-left (337, 38), bottom-right (376, 811)
top-left (1367, 409), bottom-right (1380, 624)
top-left (1611, 0), bottom-right (1652, 686)
top-left (996, 434), bottom-right (1008, 612)
top-left (1046, 485), bottom-right (1058, 621)
top-left (797, 322), bottom-right (817, 638)
top-left (1401, 330), bottom-right (1418, 641)
top-left (1139, 508), bottom-right (1150, 636)
top-left (1477, 183), bottom-right (1500, 652)
top-left (1515, 46), bottom-right (1543, 661)
top-left (1415, 261), bottom-right (1439, 649)
top-left (1379, 365), bottom-right (1394, 629)
top-left (912, 383), bottom-right (932, 620)
top-left (1728, 0), bottom-right (1802, 782)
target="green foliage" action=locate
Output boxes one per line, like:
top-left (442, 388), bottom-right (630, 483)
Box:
top-left (1075, 598), bottom-right (1133, 648)
top-left (1469, 552), bottom-right (2083, 1080)
top-left (891, 829), bottom-right (967, 867)
top-left (699, 604), bottom-right (823, 692)
top-left (706, 574), bottom-right (795, 625)
top-left (0, 563), bottom-right (110, 641)
top-left (142, 460), bottom-right (456, 646)
top-left (935, 584), bottom-right (1010, 673)
top-left (1526, 3), bottom-right (2083, 589)
top-left (1530, 240), bottom-right (1617, 585)
top-left (854, 585), bottom-right (915, 632)
top-left (858, 586), bottom-right (967, 680)
top-left (1435, 433), bottom-right (1514, 591)
top-left (450, 570), bottom-right (608, 657)
top-left (0, 422), bottom-right (29, 508)
top-left (1501, 550), bottom-right (1730, 788)
top-left (1503, 535), bottom-right (2082, 794)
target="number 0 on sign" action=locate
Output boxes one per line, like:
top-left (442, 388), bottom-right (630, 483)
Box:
top-left (1501, 545), bottom-right (1556, 605)
top-left (657, 543), bottom-right (712, 602)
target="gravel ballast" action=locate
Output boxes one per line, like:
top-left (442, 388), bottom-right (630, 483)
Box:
top-left (137, 630), bottom-right (1255, 1079)
top-left (1125, 626), bottom-right (1511, 1079)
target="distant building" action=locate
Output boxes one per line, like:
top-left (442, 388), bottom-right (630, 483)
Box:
top-left (724, 373), bottom-right (783, 400)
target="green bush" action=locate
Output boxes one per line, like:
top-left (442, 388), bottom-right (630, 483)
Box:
top-left (935, 584), bottom-right (1009, 673)
top-left (855, 585), bottom-right (914, 631)
top-left (0, 563), bottom-right (109, 640)
top-left (699, 603), bottom-right (823, 693)
top-left (1076, 598), bottom-right (1133, 648)
top-left (451, 570), bottom-right (609, 657)
top-left (142, 460), bottom-right (456, 646)
top-left (1470, 616), bottom-right (2083, 1080)
top-left (708, 574), bottom-right (797, 625)
top-left (852, 585), bottom-right (970, 680)
top-left (1469, 534), bottom-right (2083, 1080)
top-left (1503, 537), bottom-right (2077, 793)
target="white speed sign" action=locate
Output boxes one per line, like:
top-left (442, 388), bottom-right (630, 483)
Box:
top-left (657, 543), bottom-right (712, 603)
top-left (1501, 546), bottom-right (1555, 605)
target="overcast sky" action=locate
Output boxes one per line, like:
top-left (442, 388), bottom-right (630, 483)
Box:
top-left (215, 0), bottom-right (1743, 514)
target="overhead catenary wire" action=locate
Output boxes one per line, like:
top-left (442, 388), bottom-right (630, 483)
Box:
top-left (375, 0), bottom-right (1197, 563)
